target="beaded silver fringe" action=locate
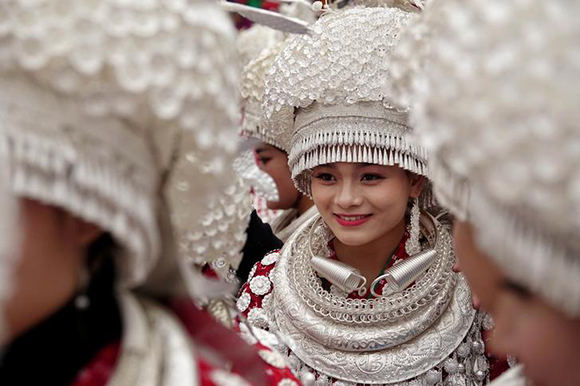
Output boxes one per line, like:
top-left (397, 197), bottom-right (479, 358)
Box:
top-left (240, 99), bottom-right (288, 151)
top-left (3, 129), bottom-right (159, 287)
top-left (430, 158), bottom-right (471, 222)
top-left (292, 139), bottom-right (427, 196)
top-left (470, 187), bottom-right (580, 318)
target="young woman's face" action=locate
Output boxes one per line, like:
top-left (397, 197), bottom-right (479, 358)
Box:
top-left (454, 221), bottom-right (580, 386)
top-left (310, 162), bottom-right (423, 247)
top-left (255, 143), bottom-right (301, 210)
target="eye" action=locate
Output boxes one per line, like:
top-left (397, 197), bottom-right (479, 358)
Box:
top-left (361, 173), bottom-right (384, 182)
top-left (313, 172), bottom-right (335, 182)
top-left (257, 157), bottom-right (272, 166)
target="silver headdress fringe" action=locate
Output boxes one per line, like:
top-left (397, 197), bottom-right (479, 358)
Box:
top-left (0, 139), bottom-right (17, 343)
top-left (291, 102), bottom-right (428, 196)
top-left (470, 187), bottom-right (580, 317)
top-left (0, 77), bottom-right (159, 287)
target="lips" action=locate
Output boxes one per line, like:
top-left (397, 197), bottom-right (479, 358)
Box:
top-left (334, 214), bottom-right (372, 227)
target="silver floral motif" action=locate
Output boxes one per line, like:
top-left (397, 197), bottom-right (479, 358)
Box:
top-left (482, 313), bottom-right (495, 331)
top-left (209, 369), bottom-right (252, 386)
top-left (248, 264), bottom-right (258, 280)
top-left (236, 292), bottom-right (251, 313)
top-left (278, 379), bottom-right (299, 386)
top-left (261, 252), bottom-right (280, 266)
top-left (249, 275), bottom-right (272, 296)
top-left (248, 307), bottom-right (270, 329)
top-left (258, 349), bottom-right (287, 369)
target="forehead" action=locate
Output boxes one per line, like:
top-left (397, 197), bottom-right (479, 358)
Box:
top-left (255, 143), bottom-right (282, 154)
top-left (315, 162), bottom-right (395, 171)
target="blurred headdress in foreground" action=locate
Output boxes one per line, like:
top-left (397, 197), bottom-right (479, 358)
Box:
top-left (0, 0), bottom-right (239, 289)
top-left (389, 0), bottom-right (580, 316)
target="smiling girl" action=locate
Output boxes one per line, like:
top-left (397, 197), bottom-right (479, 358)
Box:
top-left (236, 2), bottom-right (500, 384)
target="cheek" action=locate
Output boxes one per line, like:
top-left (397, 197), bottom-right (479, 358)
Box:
top-left (311, 183), bottom-right (332, 212)
top-left (19, 201), bottom-right (66, 260)
top-left (265, 160), bottom-right (299, 209)
top-left (4, 202), bottom-right (73, 339)
top-left (453, 222), bottom-right (502, 310)
top-left (492, 299), bottom-right (580, 386)
top-left (365, 185), bottom-right (408, 227)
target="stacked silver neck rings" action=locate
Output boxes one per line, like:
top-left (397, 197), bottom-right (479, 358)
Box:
top-left (270, 214), bottom-right (477, 384)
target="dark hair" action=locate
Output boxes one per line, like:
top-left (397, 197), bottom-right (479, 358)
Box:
top-left (86, 233), bottom-right (118, 277)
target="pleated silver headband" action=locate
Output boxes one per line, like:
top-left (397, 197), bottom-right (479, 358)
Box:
top-left (289, 101), bottom-right (428, 196)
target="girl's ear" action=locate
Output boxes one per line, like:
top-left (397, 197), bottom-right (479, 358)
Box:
top-left (409, 174), bottom-right (426, 198)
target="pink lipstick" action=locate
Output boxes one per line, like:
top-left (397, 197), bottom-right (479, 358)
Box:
top-left (333, 214), bottom-right (372, 227)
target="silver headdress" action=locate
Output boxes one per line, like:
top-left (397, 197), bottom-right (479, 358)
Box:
top-left (240, 40), bottom-right (288, 150)
top-left (237, 24), bottom-right (286, 69)
top-left (0, 0), bottom-right (239, 289)
top-left (0, 154), bottom-right (17, 343)
top-left (235, 1), bottom-right (315, 150)
top-left (232, 4), bottom-right (317, 205)
top-left (393, 0), bottom-right (580, 317)
top-left (261, 4), bottom-right (429, 197)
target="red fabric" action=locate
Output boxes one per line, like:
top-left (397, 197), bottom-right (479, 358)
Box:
top-left (170, 298), bottom-right (300, 386)
top-left (70, 343), bottom-right (120, 386)
top-left (70, 298), bottom-right (300, 386)
top-left (201, 264), bottom-right (219, 279)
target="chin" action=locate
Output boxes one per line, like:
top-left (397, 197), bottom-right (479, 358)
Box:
top-left (266, 201), bottom-right (285, 210)
top-left (333, 230), bottom-right (372, 247)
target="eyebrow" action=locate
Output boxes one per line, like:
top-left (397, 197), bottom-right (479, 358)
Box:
top-left (255, 148), bottom-right (270, 154)
top-left (355, 163), bottom-right (377, 169)
top-left (501, 279), bottom-right (532, 299)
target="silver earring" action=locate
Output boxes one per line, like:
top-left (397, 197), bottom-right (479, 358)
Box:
top-left (74, 265), bottom-right (90, 310)
top-left (406, 198), bottom-right (421, 256)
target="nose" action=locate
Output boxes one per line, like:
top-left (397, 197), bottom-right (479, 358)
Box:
top-left (335, 179), bottom-right (363, 209)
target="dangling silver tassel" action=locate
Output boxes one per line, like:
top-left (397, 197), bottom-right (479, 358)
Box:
top-left (406, 197), bottom-right (421, 255)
